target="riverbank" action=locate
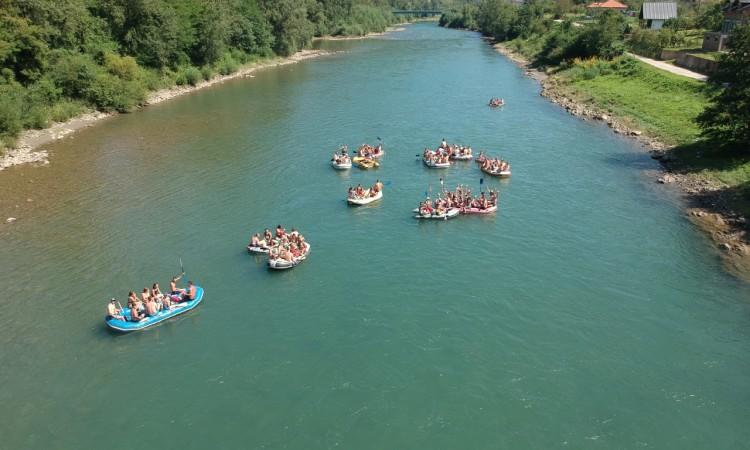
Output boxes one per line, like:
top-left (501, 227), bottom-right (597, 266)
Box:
top-left (492, 41), bottom-right (750, 281)
top-left (0, 49), bottom-right (332, 172)
top-left (314, 26), bottom-right (407, 41)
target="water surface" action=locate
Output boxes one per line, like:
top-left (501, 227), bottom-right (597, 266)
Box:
top-left (1, 23), bottom-right (749, 449)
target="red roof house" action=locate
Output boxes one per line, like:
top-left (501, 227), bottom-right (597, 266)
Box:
top-left (587, 0), bottom-right (628, 11)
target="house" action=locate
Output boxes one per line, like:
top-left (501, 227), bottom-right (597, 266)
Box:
top-left (586, 0), bottom-right (628, 13)
top-left (639, 2), bottom-right (678, 29)
top-left (702, 0), bottom-right (750, 51)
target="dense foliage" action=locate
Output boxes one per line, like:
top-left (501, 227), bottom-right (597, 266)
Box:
top-left (697, 25), bottom-right (750, 149)
top-left (0, 0), bottom-right (399, 147)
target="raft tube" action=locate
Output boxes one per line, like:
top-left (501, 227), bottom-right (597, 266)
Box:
top-left (268, 244), bottom-right (311, 270)
top-left (105, 286), bottom-right (204, 332)
top-left (414, 208), bottom-right (460, 220)
top-left (423, 158), bottom-right (450, 168)
top-left (247, 245), bottom-right (270, 254)
top-left (331, 159), bottom-right (352, 170)
top-left (461, 205), bottom-right (498, 214)
top-left (347, 190), bottom-right (382, 206)
top-left (352, 157), bottom-right (379, 169)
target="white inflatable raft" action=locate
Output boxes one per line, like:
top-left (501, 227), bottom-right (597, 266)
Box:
top-left (347, 189), bottom-right (382, 206)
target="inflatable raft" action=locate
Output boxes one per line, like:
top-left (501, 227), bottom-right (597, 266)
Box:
top-left (105, 286), bottom-right (204, 332)
top-left (461, 205), bottom-right (498, 215)
top-left (423, 158), bottom-right (450, 169)
top-left (353, 157), bottom-right (379, 169)
top-left (268, 243), bottom-right (311, 270)
top-left (481, 166), bottom-right (511, 177)
top-left (331, 159), bottom-right (352, 170)
top-left (247, 244), bottom-right (270, 254)
top-left (451, 153), bottom-right (473, 161)
top-left (347, 190), bottom-right (382, 206)
top-left (414, 208), bottom-right (460, 220)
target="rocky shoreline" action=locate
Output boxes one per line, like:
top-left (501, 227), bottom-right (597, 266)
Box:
top-left (493, 42), bottom-right (750, 281)
top-left (0, 49), bottom-right (332, 172)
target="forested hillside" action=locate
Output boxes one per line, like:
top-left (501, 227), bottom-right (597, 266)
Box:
top-left (0, 0), bottom-right (400, 148)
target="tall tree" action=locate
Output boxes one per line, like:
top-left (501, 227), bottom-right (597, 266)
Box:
top-left (697, 25), bottom-right (750, 149)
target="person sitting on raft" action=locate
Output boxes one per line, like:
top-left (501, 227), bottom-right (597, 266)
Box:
top-left (263, 228), bottom-right (273, 244)
top-left (106, 299), bottom-right (126, 321)
top-left (181, 281), bottom-right (197, 302)
top-left (275, 225), bottom-right (285, 238)
top-left (170, 274), bottom-right (186, 296)
top-left (153, 283), bottom-right (170, 310)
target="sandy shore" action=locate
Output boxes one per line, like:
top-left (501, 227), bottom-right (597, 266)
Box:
top-left (490, 41), bottom-right (750, 281)
top-left (0, 49), bottom-right (331, 172)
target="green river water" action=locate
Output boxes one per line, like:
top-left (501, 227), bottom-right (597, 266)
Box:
top-left (1, 23), bottom-right (749, 449)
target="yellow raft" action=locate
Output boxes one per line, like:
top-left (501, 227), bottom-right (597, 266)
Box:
top-left (352, 156), bottom-right (380, 169)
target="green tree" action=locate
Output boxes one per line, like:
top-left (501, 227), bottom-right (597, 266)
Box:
top-left (697, 25), bottom-right (750, 148)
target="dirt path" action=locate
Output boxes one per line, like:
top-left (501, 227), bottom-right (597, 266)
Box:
top-left (626, 53), bottom-right (708, 81)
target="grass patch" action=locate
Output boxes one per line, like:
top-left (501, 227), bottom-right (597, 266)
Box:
top-left (560, 57), bottom-right (711, 145)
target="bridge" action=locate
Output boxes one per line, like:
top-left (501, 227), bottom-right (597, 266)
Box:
top-left (392, 9), bottom-right (443, 17)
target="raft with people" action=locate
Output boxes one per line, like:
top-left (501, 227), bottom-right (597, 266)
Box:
top-left (331, 146), bottom-right (351, 170)
top-left (414, 204), bottom-right (460, 220)
top-left (253, 225), bottom-right (310, 271)
top-left (347, 181), bottom-right (383, 206)
top-left (489, 97), bottom-right (505, 108)
top-left (357, 143), bottom-right (384, 159)
top-left (104, 277), bottom-right (204, 332)
top-left (422, 148), bottom-right (450, 168)
top-left (269, 242), bottom-right (311, 270)
top-left (352, 156), bottom-right (379, 169)
top-left (480, 157), bottom-right (511, 177)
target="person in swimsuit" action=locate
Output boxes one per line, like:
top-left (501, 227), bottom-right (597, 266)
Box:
top-left (170, 275), bottom-right (186, 296)
top-left (182, 281), bottom-right (197, 302)
top-left (106, 299), bottom-right (125, 321)
top-left (130, 303), bottom-right (146, 322)
top-left (276, 225), bottom-right (285, 238)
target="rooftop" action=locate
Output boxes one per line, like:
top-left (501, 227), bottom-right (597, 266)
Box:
top-left (640, 2), bottom-right (678, 20)
top-left (587, 0), bottom-right (628, 9)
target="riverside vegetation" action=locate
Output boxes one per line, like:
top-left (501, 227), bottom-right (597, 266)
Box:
top-left (0, 0), bottom-right (408, 150)
top-left (440, 0), bottom-right (750, 275)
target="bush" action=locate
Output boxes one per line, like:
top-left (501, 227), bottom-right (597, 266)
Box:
top-left (183, 67), bottom-right (202, 86)
top-left (0, 83), bottom-right (24, 141)
top-left (48, 100), bottom-right (86, 123)
top-left (103, 53), bottom-right (140, 81)
top-left (200, 66), bottom-right (214, 81)
top-left (216, 54), bottom-right (239, 75)
top-left (85, 73), bottom-right (145, 112)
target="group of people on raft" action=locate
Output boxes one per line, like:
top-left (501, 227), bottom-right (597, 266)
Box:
top-left (249, 225), bottom-right (309, 262)
top-left (417, 185), bottom-right (498, 215)
top-left (488, 97), bottom-right (505, 107)
top-left (423, 147), bottom-right (451, 165)
top-left (357, 143), bottom-right (383, 159)
top-left (478, 154), bottom-right (511, 174)
top-left (348, 180), bottom-right (383, 199)
top-left (331, 146), bottom-right (351, 165)
top-left (438, 139), bottom-right (473, 159)
top-left (105, 274), bottom-right (198, 322)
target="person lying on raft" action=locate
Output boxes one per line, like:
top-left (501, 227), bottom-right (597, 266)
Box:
top-left (250, 233), bottom-right (269, 249)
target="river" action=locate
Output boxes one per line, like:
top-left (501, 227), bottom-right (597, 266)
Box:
top-left (1, 23), bottom-right (749, 449)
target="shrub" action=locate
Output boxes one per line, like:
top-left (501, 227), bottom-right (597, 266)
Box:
top-left (200, 65), bottom-right (214, 81)
top-left (85, 73), bottom-right (145, 112)
top-left (103, 53), bottom-right (140, 81)
top-left (0, 83), bottom-right (24, 141)
top-left (216, 54), bottom-right (239, 75)
top-left (184, 66), bottom-right (202, 86)
top-left (48, 100), bottom-right (86, 123)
